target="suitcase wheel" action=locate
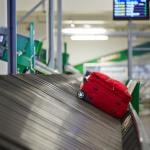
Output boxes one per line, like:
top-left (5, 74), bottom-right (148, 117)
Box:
top-left (77, 90), bottom-right (85, 99)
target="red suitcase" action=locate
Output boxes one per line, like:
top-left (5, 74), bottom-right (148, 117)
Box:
top-left (77, 72), bottom-right (131, 118)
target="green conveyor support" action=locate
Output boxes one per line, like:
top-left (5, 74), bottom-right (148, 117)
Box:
top-left (131, 82), bottom-right (140, 114)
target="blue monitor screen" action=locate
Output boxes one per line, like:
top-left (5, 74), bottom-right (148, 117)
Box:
top-left (113, 0), bottom-right (149, 20)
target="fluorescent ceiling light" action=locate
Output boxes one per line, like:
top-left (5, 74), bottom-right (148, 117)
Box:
top-left (63, 20), bottom-right (105, 25)
top-left (70, 23), bottom-right (75, 28)
top-left (71, 35), bottom-right (109, 41)
top-left (84, 24), bottom-right (91, 28)
top-left (62, 28), bottom-right (107, 35)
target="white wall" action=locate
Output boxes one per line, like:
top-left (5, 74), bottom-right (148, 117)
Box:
top-left (64, 36), bottom-right (149, 65)
top-left (0, 0), bottom-right (7, 27)
top-left (0, 0), bottom-right (7, 74)
top-left (0, 60), bottom-right (8, 75)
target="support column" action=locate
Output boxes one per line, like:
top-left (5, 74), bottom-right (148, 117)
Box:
top-left (56, 0), bottom-right (63, 73)
top-left (7, 0), bottom-right (17, 74)
top-left (48, 0), bottom-right (55, 69)
top-left (128, 21), bottom-right (133, 80)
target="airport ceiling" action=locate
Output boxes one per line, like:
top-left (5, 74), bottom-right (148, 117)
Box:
top-left (16, 0), bottom-right (150, 32)
top-left (16, 0), bottom-right (112, 13)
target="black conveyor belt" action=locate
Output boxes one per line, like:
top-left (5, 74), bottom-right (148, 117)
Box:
top-left (0, 74), bottom-right (122, 150)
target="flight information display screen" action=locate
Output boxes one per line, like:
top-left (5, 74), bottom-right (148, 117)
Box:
top-left (113, 0), bottom-right (149, 20)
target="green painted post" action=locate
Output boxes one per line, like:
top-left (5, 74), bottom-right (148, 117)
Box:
top-left (29, 22), bottom-right (35, 72)
top-left (63, 42), bottom-right (70, 73)
top-left (131, 82), bottom-right (140, 115)
top-left (64, 42), bottom-right (67, 53)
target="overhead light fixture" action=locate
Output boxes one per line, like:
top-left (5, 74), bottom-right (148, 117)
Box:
top-left (62, 28), bottom-right (107, 35)
top-left (70, 20), bottom-right (75, 28)
top-left (71, 35), bottom-right (109, 41)
top-left (70, 23), bottom-right (75, 28)
top-left (84, 24), bottom-right (91, 28)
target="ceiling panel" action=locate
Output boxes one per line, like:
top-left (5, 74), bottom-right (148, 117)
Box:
top-left (62, 0), bottom-right (112, 14)
top-left (16, 0), bottom-right (113, 14)
top-left (16, 0), bottom-right (43, 11)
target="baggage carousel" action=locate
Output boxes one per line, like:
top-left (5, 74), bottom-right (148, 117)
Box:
top-left (0, 74), bottom-right (148, 150)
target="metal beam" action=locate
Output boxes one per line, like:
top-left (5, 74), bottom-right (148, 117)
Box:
top-left (133, 48), bottom-right (150, 51)
top-left (56, 0), bottom-right (63, 73)
top-left (17, 0), bottom-right (45, 25)
top-left (127, 21), bottom-right (133, 80)
top-left (48, 0), bottom-right (55, 69)
top-left (7, 0), bottom-right (17, 74)
top-left (133, 31), bottom-right (150, 37)
top-left (108, 31), bottom-right (150, 37)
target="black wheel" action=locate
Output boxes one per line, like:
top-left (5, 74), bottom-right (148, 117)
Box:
top-left (77, 90), bottom-right (85, 99)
